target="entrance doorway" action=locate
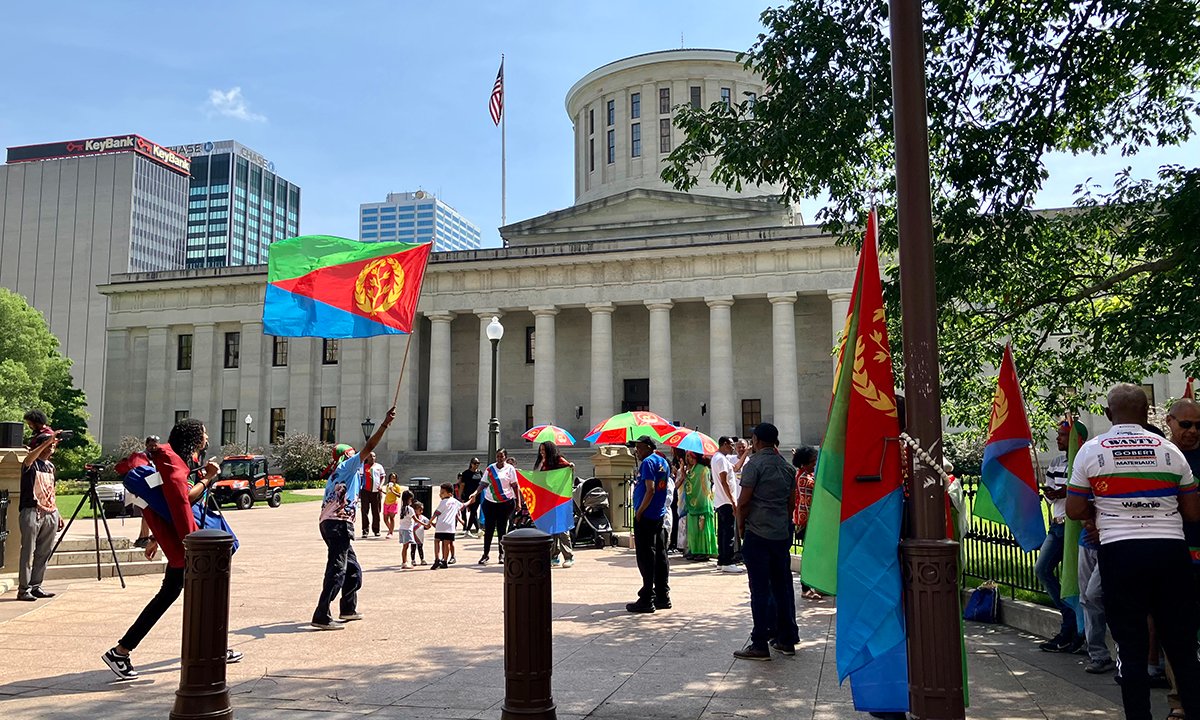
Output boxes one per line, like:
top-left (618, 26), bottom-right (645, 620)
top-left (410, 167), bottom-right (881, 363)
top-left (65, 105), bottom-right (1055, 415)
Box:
top-left (622, 378), bottom-right (649, 412)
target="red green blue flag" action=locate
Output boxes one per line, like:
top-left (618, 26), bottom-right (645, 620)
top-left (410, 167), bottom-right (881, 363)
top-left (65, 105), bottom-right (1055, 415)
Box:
top-left (516, 468), bottom-right (574, 535)
top-left (979, 344), bottom-right (1046, 552)
top-left (263, 235), bottom-right (431, 338)
top-left (802, 210), bottom-right (909, 713)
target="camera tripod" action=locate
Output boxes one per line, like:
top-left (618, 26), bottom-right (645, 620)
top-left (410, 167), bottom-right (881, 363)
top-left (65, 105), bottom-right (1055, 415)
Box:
top-left (48, 478), bottom-right (126, 589)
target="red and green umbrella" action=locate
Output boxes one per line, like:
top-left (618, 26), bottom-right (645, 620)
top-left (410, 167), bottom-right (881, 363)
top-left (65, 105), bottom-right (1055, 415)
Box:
top-left (584, 411), bottom-right (677, 445)
top-left (522, 424), bottom-right (577, 446)
top-left (662, 428), bottom-right (720, 456)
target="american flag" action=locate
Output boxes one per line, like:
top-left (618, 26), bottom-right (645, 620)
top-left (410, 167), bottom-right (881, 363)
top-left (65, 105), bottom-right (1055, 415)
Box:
top-left (489, 60), bottom-right (504, 126)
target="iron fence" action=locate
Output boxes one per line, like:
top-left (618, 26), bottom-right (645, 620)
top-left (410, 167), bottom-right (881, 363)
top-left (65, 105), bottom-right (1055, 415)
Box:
top-left (959, 476), bottom-right (1046, 599)
top-left (620, 473), bottom-right (634, 529)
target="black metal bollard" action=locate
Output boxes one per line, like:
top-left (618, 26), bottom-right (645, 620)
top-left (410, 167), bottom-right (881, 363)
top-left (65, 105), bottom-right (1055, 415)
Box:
top-left (500, 528), bottom-right (557, 720)
top-left (170, 529), bottom-right (234, 720)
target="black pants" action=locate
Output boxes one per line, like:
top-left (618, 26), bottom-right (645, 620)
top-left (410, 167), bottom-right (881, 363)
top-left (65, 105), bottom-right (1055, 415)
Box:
top-left (634, 516), bottom-right (669, 603)
top-left (742, 531), bottom-right (798, 648)
top-left (482, 500), bottom-right (513, 559)
top-left (313, 520), bottom-right (362, 624)
top-left (717, 504), bottom-right (736, 566)
top-left (119, 565), bottom-right (185, 651)
top-left (462, 500), bottom-right (480, 533)
top-left (668, 494), bottom-right (680, 550)
top-left (360, 490), bottom-right (381, 536)
top-left (1099, 539), bottom-right (1200, 720)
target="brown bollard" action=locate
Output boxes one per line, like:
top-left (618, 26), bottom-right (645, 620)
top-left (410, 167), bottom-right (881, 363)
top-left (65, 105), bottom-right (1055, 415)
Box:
top-left (170, 529), bottom-right (234, 720)
top-left (500, 528), bottom-right (557, 720)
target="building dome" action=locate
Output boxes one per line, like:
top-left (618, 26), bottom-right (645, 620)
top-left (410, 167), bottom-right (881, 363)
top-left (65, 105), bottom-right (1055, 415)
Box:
top-left (565, 49), bottom-right (783, 205)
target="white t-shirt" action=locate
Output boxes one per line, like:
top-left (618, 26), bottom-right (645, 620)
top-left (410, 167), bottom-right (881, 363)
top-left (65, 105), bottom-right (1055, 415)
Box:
top-left (413, 513), bottom-right (428, 542)
top-left (397, 505), bottom-right (415, 531)
top-left (483, 462), bottom-right (520, 502)
top-left (1044, 454), bottom-right (1068, 520)
top-left (433, 497), bottom-right (464, 533)
top-left (1068, 424), bottom-right (1196, 544)
top-left (711, 452), bottom-right (736, 508)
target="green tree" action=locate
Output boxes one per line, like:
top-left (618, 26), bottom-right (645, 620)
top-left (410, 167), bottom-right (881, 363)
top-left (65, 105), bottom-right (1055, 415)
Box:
top-left (273, 432), bottom-right (333, 484)
top-left (0, 288), bottom-right (101, 476)
top-left (663, 0), bottom-right (1200, 432)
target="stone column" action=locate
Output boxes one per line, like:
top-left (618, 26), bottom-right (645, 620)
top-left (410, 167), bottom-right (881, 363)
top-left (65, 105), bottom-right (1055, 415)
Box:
top-left (769, 293), bottom-right (802, 445)
top-left (530, 306), bottom-right (559, 424)
top-left (102, 328), bottom-right (131, 448)
top-left (145, 326), bottom-right (170, 434)
top-left (706, 297), bottom-right (736, 436)
top-left (239, 322), bottom-right (263, 452)
top-left (644, 301), bottom-right (674, 420)
top-left (477, 310), bottom-right (503, 450)
top-left (286, 338), bottom-right (314, 440)
top-left (426, 311), bottom-right (456, 451)
top-left (191, 323), bottom-right (216, 427)
top-left (828, 289), bottom-right (854, 358)
top-left (587, 303), bottom-right (615, 428)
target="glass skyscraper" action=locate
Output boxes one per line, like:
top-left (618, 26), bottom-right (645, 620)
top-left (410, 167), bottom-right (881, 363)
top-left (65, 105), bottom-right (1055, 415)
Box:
top-left (359, 191), bottom-right (481, 251)
top-left (170, 141), bottom-right (300, 267)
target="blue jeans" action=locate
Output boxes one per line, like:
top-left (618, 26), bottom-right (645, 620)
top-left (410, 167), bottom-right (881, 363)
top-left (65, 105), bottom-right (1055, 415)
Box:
top-left (1035, 522), bottom-right (1076, 638)
top-left (742, 531), bottom-right (798, 649)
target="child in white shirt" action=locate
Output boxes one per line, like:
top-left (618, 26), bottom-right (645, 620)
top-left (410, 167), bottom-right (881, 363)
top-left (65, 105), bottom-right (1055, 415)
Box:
top-left (429, 483), bottom-right (464, 570)
top-left (412, 501), bottom-right (431, 566)
top-left (396, 491), bottom-right (416, 569)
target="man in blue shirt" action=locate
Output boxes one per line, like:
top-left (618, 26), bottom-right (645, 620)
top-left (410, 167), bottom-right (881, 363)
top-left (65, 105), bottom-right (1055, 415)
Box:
top-left (627, 435), bottom-right (673, 613)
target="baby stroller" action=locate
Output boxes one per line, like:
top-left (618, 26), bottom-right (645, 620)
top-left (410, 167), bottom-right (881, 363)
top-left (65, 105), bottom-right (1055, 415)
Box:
top-left (571, 476), bottom-right (613, 548)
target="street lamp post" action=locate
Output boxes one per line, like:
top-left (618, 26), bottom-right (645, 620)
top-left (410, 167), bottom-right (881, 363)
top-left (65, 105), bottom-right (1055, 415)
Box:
top-left (361, 417), bottom-right (376, 442)
top-left (243, 414), bottom-right (253, 451)
top-left (486, 316), bottom-right (505, 462)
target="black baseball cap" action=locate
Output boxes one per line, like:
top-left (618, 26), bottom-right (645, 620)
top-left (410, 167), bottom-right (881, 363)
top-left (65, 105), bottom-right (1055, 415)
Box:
top-left (628, 434), bottom-right (657, 450)
top-left (751, 423), bottom-right (779, 445)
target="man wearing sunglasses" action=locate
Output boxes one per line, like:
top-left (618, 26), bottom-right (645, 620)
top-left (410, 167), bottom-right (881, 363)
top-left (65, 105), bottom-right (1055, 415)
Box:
top-left (1164, 397), bottom-right (1200, 720)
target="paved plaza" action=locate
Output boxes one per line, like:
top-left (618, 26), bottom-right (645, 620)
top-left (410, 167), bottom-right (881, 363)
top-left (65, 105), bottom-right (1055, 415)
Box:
top-left (0, 501), bottom-right (1137, 719)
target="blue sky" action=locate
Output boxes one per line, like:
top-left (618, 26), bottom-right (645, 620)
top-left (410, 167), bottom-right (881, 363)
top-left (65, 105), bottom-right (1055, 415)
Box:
top-left (1, 2), bottom-right (1193, 248)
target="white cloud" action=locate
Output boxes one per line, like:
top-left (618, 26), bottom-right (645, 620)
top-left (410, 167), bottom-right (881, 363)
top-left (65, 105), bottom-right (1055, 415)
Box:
top-left (206, 87), bottom-right (266, 123)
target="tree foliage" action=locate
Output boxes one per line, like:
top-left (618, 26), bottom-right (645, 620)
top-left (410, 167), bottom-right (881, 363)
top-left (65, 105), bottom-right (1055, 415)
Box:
top-left (0, 288), bottom-right (100, 476)
top-left (272, 432), bottom-right (333, 483)
top-left (663, 0), bottom-right (1200, 434)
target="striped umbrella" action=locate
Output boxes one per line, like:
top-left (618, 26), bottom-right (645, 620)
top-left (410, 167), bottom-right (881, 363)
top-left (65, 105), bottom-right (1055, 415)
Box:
top-left (522, 424), bottom-right (577, 446)
top-left (662, 428), bottom-right (720, 456)
top-left (584, 411), bottom-right (677, 445)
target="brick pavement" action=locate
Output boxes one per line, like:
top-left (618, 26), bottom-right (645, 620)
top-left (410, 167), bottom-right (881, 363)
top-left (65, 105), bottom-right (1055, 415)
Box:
top-left (0, 501), bottom-right (1134, 719)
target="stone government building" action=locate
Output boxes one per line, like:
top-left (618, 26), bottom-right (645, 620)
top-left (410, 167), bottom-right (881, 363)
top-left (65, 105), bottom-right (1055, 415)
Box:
top-left (96, 49), bottom-right (860, 458)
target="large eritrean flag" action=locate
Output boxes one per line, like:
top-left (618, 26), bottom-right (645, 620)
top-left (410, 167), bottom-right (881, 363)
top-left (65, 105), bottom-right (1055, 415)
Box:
top-left (263, 236), bottom-right (432, 338)
top-left (802, 210), bottom-right (909, 713)
top-left (516, 468), bottom-right (573, 535)
top-left (978, 344), bottom-right (1046, 552)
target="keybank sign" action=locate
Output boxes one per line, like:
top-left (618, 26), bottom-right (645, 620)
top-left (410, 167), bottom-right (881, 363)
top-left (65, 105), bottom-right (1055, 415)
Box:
top-left (6, 134), bottom-right (191, 176)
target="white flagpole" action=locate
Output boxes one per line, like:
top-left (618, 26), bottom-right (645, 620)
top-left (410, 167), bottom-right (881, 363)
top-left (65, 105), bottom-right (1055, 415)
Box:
top-left (500, 54), bottom-right (507, 236)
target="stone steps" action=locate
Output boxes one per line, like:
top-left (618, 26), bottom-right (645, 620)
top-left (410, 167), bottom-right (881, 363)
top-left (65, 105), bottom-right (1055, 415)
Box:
top-left (45, 560), bottom-right (165, 581)
top-left (41, 534), bottom-right (165, 581)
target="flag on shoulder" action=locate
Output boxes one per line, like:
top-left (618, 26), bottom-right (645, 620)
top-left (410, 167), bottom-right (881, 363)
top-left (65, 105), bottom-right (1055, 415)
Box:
top-left (977, 344), bottom-right (1046, 552)
top-left (802, 210), bottom-right (909, 713)
top-left (263, 235), bottom-right (431, 339)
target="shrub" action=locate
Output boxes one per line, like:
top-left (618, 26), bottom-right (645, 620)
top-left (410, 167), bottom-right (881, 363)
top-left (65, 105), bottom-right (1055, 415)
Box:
top-left (272, 432), bottom-right (333, 484)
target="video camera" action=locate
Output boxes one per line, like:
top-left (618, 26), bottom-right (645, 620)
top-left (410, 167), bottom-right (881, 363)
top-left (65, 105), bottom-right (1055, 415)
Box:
top-left (84, 462), bottom-right (107, 483)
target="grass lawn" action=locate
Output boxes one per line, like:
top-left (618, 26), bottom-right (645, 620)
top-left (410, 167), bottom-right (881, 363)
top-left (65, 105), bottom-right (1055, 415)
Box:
top-left (54, 489), bottom-right (320, 522)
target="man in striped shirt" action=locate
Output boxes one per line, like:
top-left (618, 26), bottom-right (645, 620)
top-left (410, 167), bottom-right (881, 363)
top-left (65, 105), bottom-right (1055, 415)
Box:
top-left (1067, 384), bottom-right (1200, 720)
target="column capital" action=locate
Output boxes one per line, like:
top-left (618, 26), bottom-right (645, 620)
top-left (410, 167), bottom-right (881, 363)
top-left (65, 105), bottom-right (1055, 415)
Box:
top-left (705, 296), bottom-right (735, 308)
top-left (426, 311), bottom-right (457, 323)
top-left (475, 308), bottom-right (503, 320)
top-left (767, 292), bottom-right (798, 305)
top-left (530, 305), bottom-right (559, 317)
top-left (644, 300), bottom-right (674, 311)
top-left (586, 302), bottom-right (615, 314)
top-left (827, 288), bottom-right (854, 301)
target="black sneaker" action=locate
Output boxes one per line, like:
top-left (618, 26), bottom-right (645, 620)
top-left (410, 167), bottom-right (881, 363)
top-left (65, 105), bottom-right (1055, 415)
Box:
top-left (1065, 636), bottom-right (1085, 655)
top-left (226, 649), bottom-right (244, 663)
top-left (103, 648), bottom-right (139, 680)
top-left (478, 556), bottom-right (490, 565)
top-left (625, 601), bottom-right (655, 614)
top-left (769, 640), bottom-right (796, 656)
top-left (133, 537), bottom-right (151, 549)
top-left (448, 557), bottom-right (457, 565)
top-left (431, 561), bottom-right (442, 570)
top-left (1038, 634), bottom-right (1067, 652)
top-left (654, 598), bottom-right (672, 610)
top-left (733, 644), bottom-right (771, 661)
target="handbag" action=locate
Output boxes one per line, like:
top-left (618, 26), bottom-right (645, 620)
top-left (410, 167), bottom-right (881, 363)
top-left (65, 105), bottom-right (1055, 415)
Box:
top-left (963, 581), bottom-right (999, 623)
top-left (192, 491), bottom-right (240, 554)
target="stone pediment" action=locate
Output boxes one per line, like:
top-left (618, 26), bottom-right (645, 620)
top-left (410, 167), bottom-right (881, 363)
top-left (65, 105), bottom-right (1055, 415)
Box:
top-left (501, 188), bottom-right (796, 246)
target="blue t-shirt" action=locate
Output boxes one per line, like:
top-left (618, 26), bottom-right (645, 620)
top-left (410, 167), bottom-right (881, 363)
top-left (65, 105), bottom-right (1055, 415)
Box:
top-left (632, 453), bottom-right (672, 521)
top-left (318, 452), bottom-right (365, 525)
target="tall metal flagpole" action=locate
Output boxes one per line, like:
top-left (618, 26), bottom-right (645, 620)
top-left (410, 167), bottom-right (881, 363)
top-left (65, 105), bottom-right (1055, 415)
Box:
top-left (500, 54), bottom-right (506, 232)
top-left (889, 1), bottom-right (966, 717)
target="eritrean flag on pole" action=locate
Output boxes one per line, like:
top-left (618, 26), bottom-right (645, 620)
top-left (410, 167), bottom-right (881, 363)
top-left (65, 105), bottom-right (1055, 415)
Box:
top-left (802, 210), bottom-right (909, 713)
top-left (516, 467), bottom-right (574, 535)
top-left (977, 344), bottom-right (1046, 552)
top-left (263, 236), bottom-right (432, 338)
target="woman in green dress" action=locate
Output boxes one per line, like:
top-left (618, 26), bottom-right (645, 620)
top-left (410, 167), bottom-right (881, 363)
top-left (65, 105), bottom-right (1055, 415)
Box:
top-left (684, 451), bottom-right (719, 559)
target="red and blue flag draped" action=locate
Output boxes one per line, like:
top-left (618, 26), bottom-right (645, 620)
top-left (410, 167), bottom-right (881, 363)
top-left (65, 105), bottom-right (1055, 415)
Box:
top-left (516, 468), bottom-right (574, 535)
top-left (980, 344), bottom-right (1046, 553)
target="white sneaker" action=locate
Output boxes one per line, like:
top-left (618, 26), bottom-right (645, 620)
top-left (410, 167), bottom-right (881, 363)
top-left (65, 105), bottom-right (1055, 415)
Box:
top-left (720, 564), bottom-right (745, 574)
top-left (402, 562), bottom-right (411, 569)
